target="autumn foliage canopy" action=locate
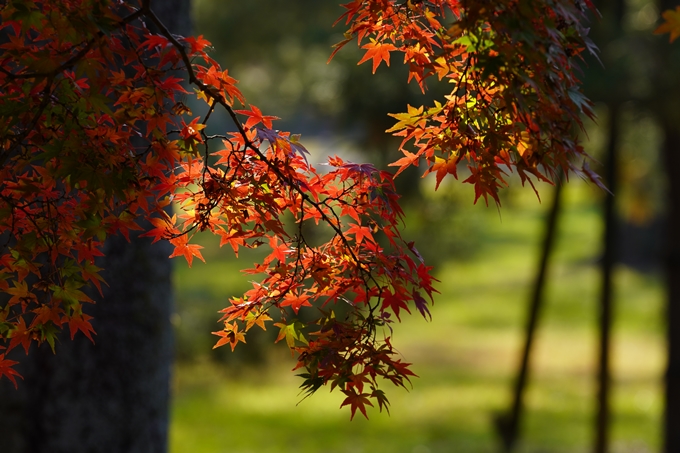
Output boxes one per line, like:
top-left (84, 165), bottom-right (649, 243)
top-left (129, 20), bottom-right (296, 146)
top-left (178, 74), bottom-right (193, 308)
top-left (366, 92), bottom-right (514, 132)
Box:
top-left (0, 0), bottom-right (597, 418)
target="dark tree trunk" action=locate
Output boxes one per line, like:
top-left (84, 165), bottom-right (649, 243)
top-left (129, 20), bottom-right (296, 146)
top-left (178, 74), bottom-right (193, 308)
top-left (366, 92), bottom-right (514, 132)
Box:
top-left (584, 3), bottom-right (624, 452)
top-left (0, 234), bottom-right (174, 453)
top-left (0, 2), bottom-right (191, 452)
top-left (495, 181), bottom-right (563, 453)
top-left (594, 102), bottom-right (620, 453)
top-left (655, 1), bottom-right (680, 451)
top-left (662, 124), bottom-right (680, 453)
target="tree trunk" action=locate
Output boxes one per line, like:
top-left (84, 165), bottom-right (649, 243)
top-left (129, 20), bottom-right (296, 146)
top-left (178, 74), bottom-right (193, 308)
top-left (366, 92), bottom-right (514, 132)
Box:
top-left (655, 2), bottom-right (680, 451)
top-left (495, 181), bottom-right (563, 453)
top-left (661, 124), bottom-right (680, 453)
top-left (594, 102), bottom-right (620, 453)
top-left (0, 2), bottom-right (191, 452)
top-left (0, 233), bottom-right (174, 453)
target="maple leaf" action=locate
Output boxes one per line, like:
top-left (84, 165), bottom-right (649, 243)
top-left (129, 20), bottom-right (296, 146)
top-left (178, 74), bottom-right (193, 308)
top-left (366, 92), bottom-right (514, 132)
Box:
top-left (389, 149), bottom-right (421, 177)
top-left (52, 280), bottom-right (94, 305)
top-left (428, 156), bottom-right (458, 190)
top-left (140, 216), bottom-right (176, 244)
top-left (212, 323), bottom-right (246, 351)
top-left (0, 354), bottom-right (22, 389)
top-left (68, 313), bottom-right (96, 343)
top-left (274, 320), bottom-right (308, 350)
top-left (371, 388), bottom-right (390, 415)
top-left (6, 280), bottom-right (34, 306)
top-left (180, 117), bottom-right (206, 143)
top-left (184, 34), bottom-right (211, 54)
top-left (327, 37), bottom-right (352, 63)
top-left (386, 104), bottom-right (426, 133)
top-left (169, 236), bottom-right (205, 267)
top-left (357, 40), bottom-right (397, 74)
top-left (412, 290), bottom-right (431, 321)
top-left (341, 161), bottom-right (379, 178)
top-left (141, 34), bottom-right (170, 52)
top-left (340, 389), bottom-right (374, 420)
top-left (280, 291), bottom-right (312, 314)
top-left (267, 235), bottom-right (290, 263)
top-left (235, 105), bottom-right (278, 129)
top-left (655, 7), bottom-right (680, 42)
top-left (346, 223), bottom-right (376, 244)
top-left (381, 290), bottom-right (411, 321)
top-left (389, 359), bottom-right (418, 386)
top-left (31, 305), bottom-right (64, 329)
top-left (8, 317), bottom-right (32, 355)
top-left (571, 161), bottom-right (611, 195)
top-left (244, 310), bottom-right (272, 331)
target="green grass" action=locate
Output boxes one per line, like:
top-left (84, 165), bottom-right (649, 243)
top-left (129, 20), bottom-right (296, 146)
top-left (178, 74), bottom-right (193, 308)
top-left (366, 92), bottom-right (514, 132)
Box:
top-left (169, 180), bottom-right (664, 453)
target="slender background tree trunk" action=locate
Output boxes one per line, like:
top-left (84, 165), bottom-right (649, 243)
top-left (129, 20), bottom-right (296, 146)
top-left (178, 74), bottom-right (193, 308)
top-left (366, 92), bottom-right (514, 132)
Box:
top-left (656, 1), bottom-right (680, 451)
top-left (595, 101), bottom-right (620, 453)
top-left (661, 125), bottom-right (680, 453)
top-left (0, 2), bottom-right (190, 452)
top-left (582, 2), bottom-right (624, 451)
top-left (495, 181), bottom-right (563, 453)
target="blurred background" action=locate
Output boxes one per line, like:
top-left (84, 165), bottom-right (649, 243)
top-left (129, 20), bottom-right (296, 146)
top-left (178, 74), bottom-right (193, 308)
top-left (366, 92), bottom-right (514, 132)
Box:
top-left (169, 1), bottom-right (670, 452)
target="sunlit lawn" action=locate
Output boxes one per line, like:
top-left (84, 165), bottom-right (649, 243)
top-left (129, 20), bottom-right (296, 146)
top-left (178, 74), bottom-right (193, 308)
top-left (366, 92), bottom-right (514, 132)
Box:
top-left (169, 180), bottom-right (664, 453)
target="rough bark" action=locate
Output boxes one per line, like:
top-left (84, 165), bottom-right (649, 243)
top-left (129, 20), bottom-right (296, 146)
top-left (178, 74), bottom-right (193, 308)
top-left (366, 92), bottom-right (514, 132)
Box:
top-left (0, 233), bottom-right (174, 453)
top-left (0, 2), bottom-right (191, 452)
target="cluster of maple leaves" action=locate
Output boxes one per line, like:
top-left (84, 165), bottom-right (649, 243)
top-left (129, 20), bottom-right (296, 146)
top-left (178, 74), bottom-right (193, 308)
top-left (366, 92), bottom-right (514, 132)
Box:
top-left (335, 0), bottom-right (600, 203)
top-left (0, 0), bottom-right (596, 418)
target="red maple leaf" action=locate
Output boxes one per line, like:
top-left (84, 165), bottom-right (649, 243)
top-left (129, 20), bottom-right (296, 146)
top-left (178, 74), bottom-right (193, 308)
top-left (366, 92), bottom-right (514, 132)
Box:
top-left (340, 389), bottom-right (374, 420)
top-left (380, 290), bottom-right (411, 321)
top-left (0, 354), bottom-right (22, 389)
top-left (234, 105), bottom-right (278, 129)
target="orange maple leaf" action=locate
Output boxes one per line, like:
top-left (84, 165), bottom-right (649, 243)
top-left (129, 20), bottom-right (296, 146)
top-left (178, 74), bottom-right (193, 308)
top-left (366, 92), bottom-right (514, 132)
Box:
top-left (280, 291), bottom-right (312, 314)
top-left (8, 317), bottom-right (32, 354)
top-left (169, 235), bottom-right (205, 267)
top-left (68, 313), bottom-right (96, 343)
top-left (346, 223), bottom-right (376, 244)
top-left (140, 216), bottom-right (176, 244)
top-left (357, 41), bottom-right (397, 74)
top-left (212, 323), bottom-right (246, 351)
top-left (388, 149), bottom-right (420, 177)
top-left (655, 7), bottom-right (680, 42)
top-left (428, 156), bottom-right (458, 190)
